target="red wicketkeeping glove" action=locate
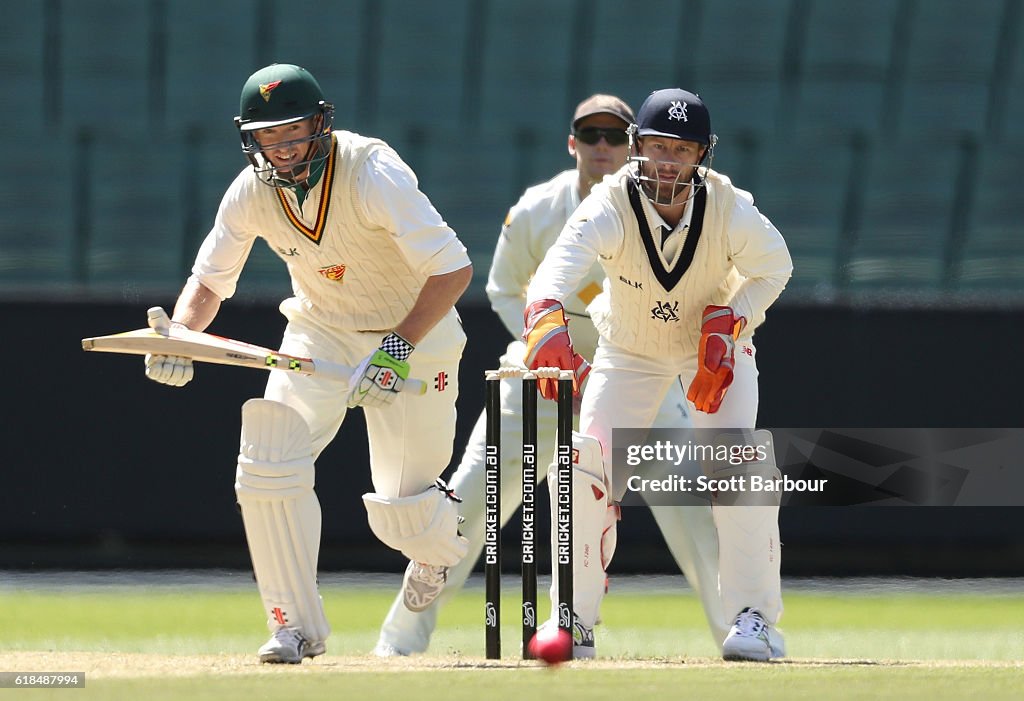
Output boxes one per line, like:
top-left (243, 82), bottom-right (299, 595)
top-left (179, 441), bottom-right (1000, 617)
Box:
top-left (522, 299), bottom-right (589, 400)
top-left (687, 305), bottom-right (747, 414)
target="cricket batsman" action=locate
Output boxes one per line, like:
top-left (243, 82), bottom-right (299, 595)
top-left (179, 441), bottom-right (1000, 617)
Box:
top-left (143, 63), bottom-right (472, 663)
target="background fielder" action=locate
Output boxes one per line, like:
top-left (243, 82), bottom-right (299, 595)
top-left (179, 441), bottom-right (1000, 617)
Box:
top-left (143, 63), bottom-right (472, 663)
top-left (375, 95), bottom-right (728, 658)
top-left (523, 89), bottom-right (793, 661)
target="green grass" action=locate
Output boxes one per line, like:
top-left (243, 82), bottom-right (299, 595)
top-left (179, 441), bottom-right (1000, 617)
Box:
top-left (56, 667), bottom-right (1024, 701)
top-left (1, 581), bottom-right (1022, 700)
top-left (4, 584), bottom-right (1021, 660)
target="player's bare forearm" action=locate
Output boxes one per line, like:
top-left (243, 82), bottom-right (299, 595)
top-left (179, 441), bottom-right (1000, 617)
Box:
top-left (171, 278), bottom-right (223, 332)
top-left (393, 264), bottom-right (473, 345)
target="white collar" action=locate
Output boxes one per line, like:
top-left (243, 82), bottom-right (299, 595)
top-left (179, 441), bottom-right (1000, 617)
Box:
top-left (640, 188), bottom-right (695, 234)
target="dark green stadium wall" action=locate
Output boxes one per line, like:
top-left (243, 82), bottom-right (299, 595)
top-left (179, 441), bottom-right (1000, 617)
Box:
top-left (1, 300), bottom-right (1021, 575)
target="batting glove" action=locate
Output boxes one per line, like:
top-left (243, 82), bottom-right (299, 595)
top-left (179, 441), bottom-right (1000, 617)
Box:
top-left (522, 299), bottom-right (587, 400)
top-left (143, 315), bottom-right (193, 387)
top-left (144, 353), bottom-right (194, 387)
top-left (687, 305), bottom-right (746, 414)
top-left (347, 332), bottom-right (413, 409)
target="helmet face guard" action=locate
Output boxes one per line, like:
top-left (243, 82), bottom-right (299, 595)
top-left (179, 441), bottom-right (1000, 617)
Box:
top-left (236, 104), bottom-right (335, 188)
top-left (234, 64), bottom-right (335, 188)
top-left (627, 88), bottom-right (717, 206)
top-left (628, 127), bottom-right (717, 206)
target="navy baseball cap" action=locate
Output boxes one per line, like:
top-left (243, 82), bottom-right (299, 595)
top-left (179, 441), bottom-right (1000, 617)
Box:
top-left (635, 89), bottom-right (712, 145)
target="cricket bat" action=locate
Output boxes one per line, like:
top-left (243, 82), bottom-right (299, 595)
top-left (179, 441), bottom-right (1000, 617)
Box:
top-left (81, 308), bottom-right (428, 395)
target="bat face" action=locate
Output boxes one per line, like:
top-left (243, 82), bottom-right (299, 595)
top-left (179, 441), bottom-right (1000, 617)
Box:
top-left (82, 327), bottom-right (313, 372)
top-left (81, 326), bottom-right (428, 394)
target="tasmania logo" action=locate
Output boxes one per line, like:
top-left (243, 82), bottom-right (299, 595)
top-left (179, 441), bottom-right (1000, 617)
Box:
top-left (434, 371), bottom-right (448, 392)
top-left (259, 80), bottom-right (282, 102)
top-left (317, 264), bottom-right (347, 282)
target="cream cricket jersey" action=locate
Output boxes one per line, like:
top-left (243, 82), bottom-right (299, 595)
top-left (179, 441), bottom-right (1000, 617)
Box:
top-left (486, 169), bottom-right (604, 358)
top-left (527, 166), bottom-right (792, 360)
top-left (191, 130), bottom-right (470, 331)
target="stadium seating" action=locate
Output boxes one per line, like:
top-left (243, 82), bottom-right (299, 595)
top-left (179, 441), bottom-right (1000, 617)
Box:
top-left (690, 0), bottom-right (792, 138)
top-left (584, 0), bottom-right (690, 109)
top-left (375, 0), bottom-right (473, 131)
top-left (4, 0), bottom-right (1023, 300)
top-left (844, 139), bottom-right (961, 290)
top-left (993, 3), bottom-right (1024, 143)
top-left (85, 132), bottom-right (187, 287)
top-left (895, 0), bottom-right (1004, 139)
top-left (0, 1), bottom-right (47, 127)
top-left (792, 0), bottom-right (902, 138)
top-left (412, 128), bottom-right (521, 288)
top-left (164, 0), bottom-right (258, 131)
top-left (749, 135), bottom-right (855, 295)
top-left (256, 1), bottom-right (366, 129)
top-left (0, 133), bottom-right (75, 286)
top-left (956, 145), bottom-right (1024, 289)
top-left (475, 0), bottom-right (577, 140)
top-left (179, 130), bottom-right (244, 256)
top-left (60, 0), bottom-right (151, 132)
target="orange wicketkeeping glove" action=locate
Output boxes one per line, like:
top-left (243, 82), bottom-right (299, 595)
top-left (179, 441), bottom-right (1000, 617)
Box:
top-left (687, 305), bottom-right (747, 414)
top-left (522, 299), bottom-right (589, 400)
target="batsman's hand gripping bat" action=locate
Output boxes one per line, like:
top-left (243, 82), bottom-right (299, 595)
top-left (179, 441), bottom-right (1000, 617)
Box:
top-left (81, 307), bottom-right (429, 395)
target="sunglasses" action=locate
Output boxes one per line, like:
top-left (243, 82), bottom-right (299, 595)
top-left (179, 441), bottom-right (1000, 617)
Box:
top-left (574, 126), bottom-right (629, 146)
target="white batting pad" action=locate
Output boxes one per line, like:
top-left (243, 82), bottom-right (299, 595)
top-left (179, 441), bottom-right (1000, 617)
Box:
top-left (649, 504), bottom-right (729, 647)
top-left (363, 485), bottom-right (469, 566)
top-left (713, 504), bottom-right (783, 625)
top-left (710, 447), bottom-right (783, 624)
top-left (548, 432), bottom-right (610, 628)
top-left (599, 502), bottom-right (621, 572)
top-left (235, 399), bottom-right (330, 643)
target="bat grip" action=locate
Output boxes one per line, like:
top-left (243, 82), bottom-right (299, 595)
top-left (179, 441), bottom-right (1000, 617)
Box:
top-left (313, 358), bottom-right (427, 395)
top-left (404, 378), bottom-right (428, 395)
top-left (147, 307), bottom-right (171, 335)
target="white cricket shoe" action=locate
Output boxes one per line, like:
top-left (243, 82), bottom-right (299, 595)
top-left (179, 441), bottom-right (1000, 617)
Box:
top-left (373, 640), bottom-right (411, 658)
top-left (258, 627), bottom-right (326, 664)
top-left (536, 614), bottom-right (596, 659)
top-left (402, 561), bottom-right (448, 612)
top-left (722, 608), bottom-right (786, 662)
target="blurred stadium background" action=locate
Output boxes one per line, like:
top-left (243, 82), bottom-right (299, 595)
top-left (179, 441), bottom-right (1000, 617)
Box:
top-left (1, 0), bottom-right (1022, 576)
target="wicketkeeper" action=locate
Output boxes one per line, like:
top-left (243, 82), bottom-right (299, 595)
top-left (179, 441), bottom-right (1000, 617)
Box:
top-left (375, 94), bottom-right (729, 659)
top-left (523, 89), bottom-right (793, 661)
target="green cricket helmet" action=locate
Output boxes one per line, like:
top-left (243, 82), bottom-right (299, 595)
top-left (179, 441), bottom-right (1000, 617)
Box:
top-left (234, 63), bottom-right (335, 188)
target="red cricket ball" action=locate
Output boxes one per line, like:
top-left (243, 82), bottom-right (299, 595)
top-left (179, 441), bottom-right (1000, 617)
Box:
top-left (527, 627), bottom-right (573, 665)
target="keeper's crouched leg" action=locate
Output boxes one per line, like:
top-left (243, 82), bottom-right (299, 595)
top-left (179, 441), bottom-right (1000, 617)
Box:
top-left (234, 399), bottom-right (329, 662)
top-left (546, 431), bottom-right (614, 658)
top-left (708, 434), bottom-right (785, 661)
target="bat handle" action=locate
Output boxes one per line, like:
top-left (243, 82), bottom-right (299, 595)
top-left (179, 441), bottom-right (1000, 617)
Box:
top-left (311, 357), bottom-right (428, 395)
top-left (147, 307), bottom-right (171, 335)
top-left (404, 378), bottom-right (428, 396)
